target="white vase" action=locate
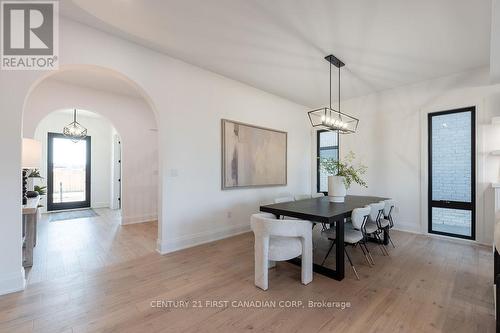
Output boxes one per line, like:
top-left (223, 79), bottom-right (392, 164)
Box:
top-left (328, 176), bottom-right (346, 203)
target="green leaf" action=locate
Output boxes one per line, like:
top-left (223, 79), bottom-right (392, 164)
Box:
top-left (319, 151), bottom-right (368, 189)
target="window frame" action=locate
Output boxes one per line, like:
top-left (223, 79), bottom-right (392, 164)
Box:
top-left (316, 129), bottom-right (340, 194)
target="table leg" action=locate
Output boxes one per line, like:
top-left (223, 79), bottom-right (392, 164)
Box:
top-left (23, 214), bottom-right (35, 267)
top-left (335, 219), bottom-right (345, 280)
top-left (287, 219), bottom-right (345, 281)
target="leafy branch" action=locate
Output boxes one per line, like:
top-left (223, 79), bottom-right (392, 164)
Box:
top-left (319, 151), bottom-right (368, 189)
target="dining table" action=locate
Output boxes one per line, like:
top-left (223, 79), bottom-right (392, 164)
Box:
top-left (260, 194), bottom-right (388, 281)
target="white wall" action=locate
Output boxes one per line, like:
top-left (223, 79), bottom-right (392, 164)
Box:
top-left (23, 79), bottom-right (158, 225)
top-left (491, 0), bottom-right (500, 84)
top-left (0, 18), bottom-right (311, 294)
top-left (33, 111), bottom-right (114, 211)
top-left (311, 68), bottom-right (500, 245)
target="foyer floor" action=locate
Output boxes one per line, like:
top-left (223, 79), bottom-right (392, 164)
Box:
top-left (26, 208), bottom-right (157, 285)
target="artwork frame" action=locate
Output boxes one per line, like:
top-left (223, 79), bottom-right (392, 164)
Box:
top-left (221, 119), bottom-right (287, 190)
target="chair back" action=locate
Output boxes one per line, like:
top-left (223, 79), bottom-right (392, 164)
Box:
top-left (383, 200), bottom-right (395, 217)
top-left (311, 193), bottom-right (325, 198)
top-left (351, 206), bottom-right (371, 230)
top-left (368, 202), bottom-right (385, 223)
top-left (274, 196), bottom-right (295, 204)
top-left (251, 213), bottom-right (311, 238)
top-left (294, 194), bottom-right (311, 201)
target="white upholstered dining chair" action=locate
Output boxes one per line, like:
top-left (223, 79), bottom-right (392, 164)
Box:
top-left (381, 200), bottom-right (396, 248)
top-left (250, 213), bottom-right (313, 290)
top-left (321, 206), bottom-right (372, 280)
top-left (311, 192), bottom-right (325, 198)
top-left (366, 202), bottom-right (389, 256)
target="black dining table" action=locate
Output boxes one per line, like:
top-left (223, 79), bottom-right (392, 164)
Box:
top-left (260, 195), bottom-right (388, 281)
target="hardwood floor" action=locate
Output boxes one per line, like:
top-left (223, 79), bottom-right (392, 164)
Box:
top-left (26, 209), bottom-right (157, 284)
top-left (0, 214), bottom-right (494, 333)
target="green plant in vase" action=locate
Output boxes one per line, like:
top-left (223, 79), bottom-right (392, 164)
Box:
top-left (320, 151), bottom-right (367, 202)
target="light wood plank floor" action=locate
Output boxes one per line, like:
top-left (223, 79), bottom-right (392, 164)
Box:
top-left (26, 209), bottom-right (158, 284)
top-left (1, 212), bottom-right (494, 333)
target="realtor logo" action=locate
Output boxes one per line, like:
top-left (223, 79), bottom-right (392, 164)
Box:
top-left (1, 1), bottom-right (58, 70)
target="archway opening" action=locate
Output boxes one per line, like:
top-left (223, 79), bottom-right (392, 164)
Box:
top-left (22, 65), bottom-right (160, 284)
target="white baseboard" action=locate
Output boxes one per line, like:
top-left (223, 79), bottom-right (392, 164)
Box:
top-left (92, 202), bottom-right (110, 209)
top-left (157, 223), bottom-right (251, 254)
top-left (392, 222), bottom-right (421, 234)
top-left (0, 268), bottom-right (25, 296)
top-left (122, 215), bottom-right (157, 225)
top-left (393, 224), bottom-right (490, 247)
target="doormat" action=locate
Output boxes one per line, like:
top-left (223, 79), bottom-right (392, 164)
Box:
top-left (48, 209), bottom-right (99, 222)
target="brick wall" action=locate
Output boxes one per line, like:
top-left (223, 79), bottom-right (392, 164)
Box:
top-left (430, 111), bottom-right (472, 233)
top-left (431, 111), bottom-right (471, 202)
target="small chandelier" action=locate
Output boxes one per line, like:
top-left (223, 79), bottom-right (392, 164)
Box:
top-left (308, 54), bottom-right (358, 134)
top-left (63, 109), bottom-right (87, 142)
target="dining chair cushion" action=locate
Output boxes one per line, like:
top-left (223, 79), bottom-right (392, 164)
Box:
top-left (321, 227), bottom-right (364, 244)
top-left (368, 202), bottom-right (385, 223)
top-left (379, 218), bottom-right (390, 228)
top-left (351, 206), bottom-right (371, 230)
top-left (383, 199), bottom-right (395, 217)
top-left (364, 221), bottom-right (379, 234)
top-left (269, 236), bottom-right (302, 261)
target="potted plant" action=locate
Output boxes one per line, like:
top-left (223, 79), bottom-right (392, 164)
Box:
top-left (320, 151), bottom-right (367, 202)
top-left (26, 168), bottom-right (42, 192)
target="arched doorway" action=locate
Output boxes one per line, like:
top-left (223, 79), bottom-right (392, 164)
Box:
top-left (21, 65), bottom-right (161, 284)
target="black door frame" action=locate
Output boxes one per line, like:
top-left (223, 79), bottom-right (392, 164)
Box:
top-left (427, 106), bottom-right (476, 240)
top-left (47, 132), bottom-right (91, 211)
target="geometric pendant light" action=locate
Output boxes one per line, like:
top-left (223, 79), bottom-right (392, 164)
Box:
top-left (307, 54), bottom-right (359, 134)
top-left (63, 109), bottom-right (87, 142)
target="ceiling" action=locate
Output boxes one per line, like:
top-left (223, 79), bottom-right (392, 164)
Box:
top-left (49, 68), bottom-right (142, 98)
top-left (55, 108), bottom-right (105, 119)
top-left (61, 0), bottom-right (492, 107)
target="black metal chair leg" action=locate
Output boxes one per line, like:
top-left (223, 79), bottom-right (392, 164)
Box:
top-left (358, 242), bottom-right (372, 267)
top-left (344, 248), bottom-right (360, 280)
top-left (363, 242), bottom-right (375, 265)
top-left (387, 232), bottom-right (396, 248)
top-left (374, 233), bottom-right (388, 256)
top-left (321, 239), bottom-right (336, 266)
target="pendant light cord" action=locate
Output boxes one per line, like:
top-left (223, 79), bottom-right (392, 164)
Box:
top-left (329, 62), bottom-right (332, 110)
top-left (74, 109), bottom-right (76, 123)
top-left (338, 65), bottom-right (341, 112)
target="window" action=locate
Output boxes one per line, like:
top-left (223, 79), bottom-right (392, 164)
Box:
top-left (317, 130), bottom-right (339, 193)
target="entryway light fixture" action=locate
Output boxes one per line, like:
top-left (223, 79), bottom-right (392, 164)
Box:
top-left (63, 109), bottom-right (87, 142)
top-left (308, 54), bottom-right (358, 134)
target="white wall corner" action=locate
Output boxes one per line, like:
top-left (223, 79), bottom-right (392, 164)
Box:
top-left (121, 215), bottom-right (157, 225)
top-left (0, 268), bottom-right (25, 296)
top-left (156, 223), bottom-right (251, 254)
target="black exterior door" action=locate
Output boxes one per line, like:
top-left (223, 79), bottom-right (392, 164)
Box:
top-left (428, 107), bottom-right (475, 240)
top-left (47, 132), bottom-right (91, 211)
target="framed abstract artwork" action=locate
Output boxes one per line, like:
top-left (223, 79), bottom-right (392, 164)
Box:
top-left (221, 119), bottom-right (287, 189)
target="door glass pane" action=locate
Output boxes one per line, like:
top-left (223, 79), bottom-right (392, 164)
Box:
top-left (431, 112), bottom-right (471, 202)
top-left (431, 207), bottom-right (471, 237)
top-left (52, 138), bottom-right (86, 203)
